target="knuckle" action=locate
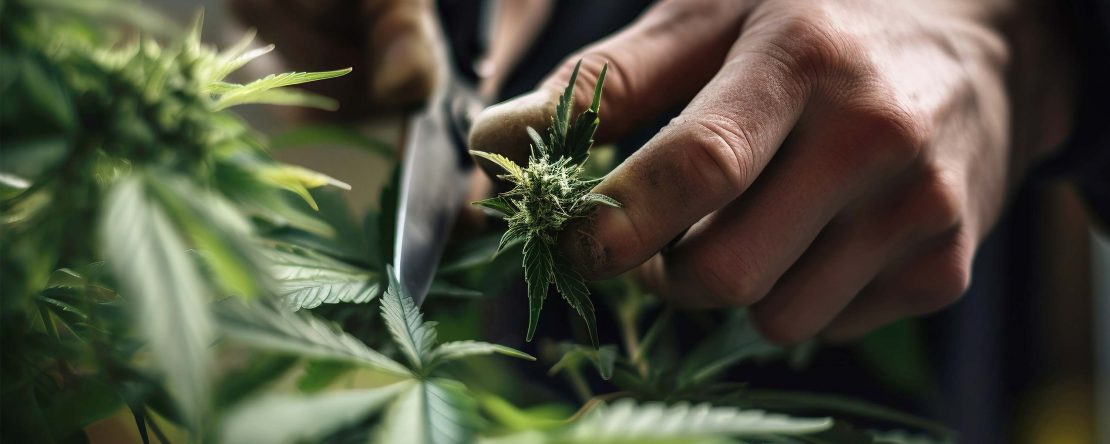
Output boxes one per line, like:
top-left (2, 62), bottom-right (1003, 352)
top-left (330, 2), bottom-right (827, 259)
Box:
top-left (750, 312), bottom-right (809, 345)
top-left (916, 167), bottom-right (966, 232)
top-left (925, 261), bottom-right (971, 310)
top-left (909, 234), bottom-right (973, 312)
top-left (689, 244), bottom-right (766, 307)
top-left (849, 99), bottom-right (930, 169)
top-left (752, 7), bottom-right (846, 79)
top-left (668, 115), bottom-right (756, 197)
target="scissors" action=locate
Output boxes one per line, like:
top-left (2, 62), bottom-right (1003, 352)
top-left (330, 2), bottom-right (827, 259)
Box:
top-left (391, 36), bottom-right (482, 306)
top-left (392, 1), bottom-right (553, 305)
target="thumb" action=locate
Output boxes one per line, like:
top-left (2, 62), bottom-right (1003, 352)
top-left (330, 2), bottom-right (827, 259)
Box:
top-left (468, 0), bottom-right (748, 166)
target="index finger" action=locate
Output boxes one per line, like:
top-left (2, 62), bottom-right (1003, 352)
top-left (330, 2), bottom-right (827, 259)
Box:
top-left (561, 36), bottom-right (812, 279)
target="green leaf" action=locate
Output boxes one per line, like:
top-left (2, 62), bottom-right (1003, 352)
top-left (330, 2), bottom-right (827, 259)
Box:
top-left (522, 236), bottom-right (553, 342)
top-left (255, 164), bottom-right (351, 211)
top-left (589, 63), bottom-right (607, 113)
top-left (213, 68), bottom-right (353, 110)
top-left (526, 126), bottom-right (549, 157)
top-left (552, 258), bottom-right (598, 348)
top-left (477, 395), bottom-right (572, 433)
top-left (549, 60), bottom-right (582, 157)
top-left (214, 299), bottom-right (410, 377)
top-left (208, 31), bottom-right (274, 82)
top-left (99, 176), bottom-right (212, 430)
top-left (264, 245), bottom-right (381, 310)
top-left (498, 223), bottom-right (529, 254)
top-left (381, 265), bottom-right (437, 371)
top-left (428, 341), bottom-right (534, 371)
top-left (561, 399), bottom-right (832, 442)
top-left (0, 137), bottom-right (69, 181)
top-left (562, 63), bottom-right (606, 165)
top-left (581, 193), bottom-right (621, 209)
top-left (149, 175), bottom-right (270, 299)
top-left (677, 310), bottom-right (783, 388)
top-left (737, 390), bottom-right (954, 438)
top-left (473, 196), bottom-right (517, 218)
top-left (376, 379), bottom-right (476, 444)
top-left (427, 280), bottom-right (484, 299)
top-left (470, 150), bottom-right (524, 181)
top-left (297, 360), bottom-right (354, 393)
top-left (549, 344), bottom-right (617, 380)
top-left (227, 87), bottom-right (339, 111)
top-left (220, 381), bottom-right (410, 444)
top-left (214, 355), bottom-right (298, 407)
top-left (36, 0), bottom-right (181, 36)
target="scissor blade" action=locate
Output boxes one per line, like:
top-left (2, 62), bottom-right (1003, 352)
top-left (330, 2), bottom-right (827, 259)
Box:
top-left (393, 101), bottom-right (472, 305)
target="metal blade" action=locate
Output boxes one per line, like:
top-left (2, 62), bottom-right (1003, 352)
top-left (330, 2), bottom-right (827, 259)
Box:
top-left (393, 85), bottom-right (478, 305)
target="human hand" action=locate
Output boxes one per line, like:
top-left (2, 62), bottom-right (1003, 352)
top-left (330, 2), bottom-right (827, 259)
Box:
top-left (469, 0), bottom-right (1073, 343)
top-left (229, 0), bottom-right (439, 117)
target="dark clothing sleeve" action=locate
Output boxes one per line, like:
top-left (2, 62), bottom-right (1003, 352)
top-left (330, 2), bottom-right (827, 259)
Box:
top-left (1041, 0), bottom-right (1110, 228)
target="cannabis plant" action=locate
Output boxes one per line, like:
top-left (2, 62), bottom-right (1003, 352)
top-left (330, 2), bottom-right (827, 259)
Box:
top-left (1, 0), bottom-right (352, 438)
top-left (471, 61), bottom-right (618, 347)
top-left (0, 1), bottom-right (954, 443)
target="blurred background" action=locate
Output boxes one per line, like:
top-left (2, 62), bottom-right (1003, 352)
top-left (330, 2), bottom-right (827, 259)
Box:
top-left (136, 1), bottom-right (1109, 443)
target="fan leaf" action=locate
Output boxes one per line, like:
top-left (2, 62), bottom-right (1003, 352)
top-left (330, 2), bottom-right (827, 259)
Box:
top-left (381, 265), bottom-right (438, 371)
top-left (522, 236), bottom-right (553, 342)
top-left (99, 175), bottom-right (212, 430)
top-left (220, 381), bottom-right (410, 444)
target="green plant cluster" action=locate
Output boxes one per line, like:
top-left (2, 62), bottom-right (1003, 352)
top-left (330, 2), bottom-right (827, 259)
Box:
top-left (0, 1), bottom-right (953, 443)
top-left (471, 61), bottom-right (619, 347)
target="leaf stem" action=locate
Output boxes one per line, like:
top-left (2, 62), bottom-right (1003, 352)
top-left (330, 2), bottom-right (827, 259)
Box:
top-left (565, 366), bottom-right (593, 403)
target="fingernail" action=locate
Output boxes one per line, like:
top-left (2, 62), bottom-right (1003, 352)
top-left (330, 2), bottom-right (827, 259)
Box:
top-left (468, 90), bottom-right (558, 165)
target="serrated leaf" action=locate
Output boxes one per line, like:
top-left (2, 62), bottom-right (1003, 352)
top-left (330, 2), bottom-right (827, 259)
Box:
top-left (220, 381), bottom-right (410, 444)
top-left (470, 150), bottom-right (524, 181)
top-left (381, 265), bottom-right (437, 371)
top-left (213, 68), bottom-right (352, 110)
top-left (226, 87), bottom-right (339, 111)
top-left (428, 341), bottom-right (534, 371)
top-left (549, 60), bottom-right (582, 158)
top-left (562, 399), bottom-right (832, 442)
top-left (563, 62), bottom-right (606, 165)
top-left (498, 223), bottom-right (529, 254)
top-left (473, 196), bottom-right (517, 218)
top-left (581, 193), bottom-right (621, 209)
top-left (552, 257), bottom-right (598, 348)
top-left (565, 110), bottom-right (599, 166)
top-left (549, 344), bottom-right (617, 380)
top-left (522, 236), bottom-right (553, 342)
top-left (214, 299), bottom-right (410, 377)
top-left (264, 245), bottom-right (381, 310)
top-left (376, 379), bottom-right (477, 444)
top-left (99, 176), bottom-right (212, 430)
top-left (208, 34), bottom-right (274, 83)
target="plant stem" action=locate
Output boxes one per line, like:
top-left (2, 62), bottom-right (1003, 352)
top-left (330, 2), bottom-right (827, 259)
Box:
top-left (616, 300), bottom-right (650, 379)
top-left (565, 367), bottom-right (593, 403)
top-left (144, 407), bottom-right (172, 444)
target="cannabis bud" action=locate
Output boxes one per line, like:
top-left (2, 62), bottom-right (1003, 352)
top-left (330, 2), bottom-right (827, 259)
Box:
top-left (471, 60), bottom-right (618, 347)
